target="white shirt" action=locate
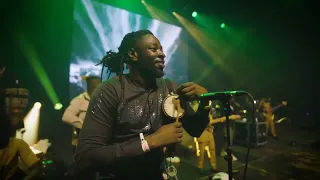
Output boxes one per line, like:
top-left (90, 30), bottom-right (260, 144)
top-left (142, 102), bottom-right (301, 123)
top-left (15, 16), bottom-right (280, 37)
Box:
top-left (62, 92), bottom-right (90, 129)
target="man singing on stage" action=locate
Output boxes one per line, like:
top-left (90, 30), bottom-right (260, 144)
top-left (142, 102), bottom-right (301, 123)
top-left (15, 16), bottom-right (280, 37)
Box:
top-left (74, 30), bottom-right (210, 179)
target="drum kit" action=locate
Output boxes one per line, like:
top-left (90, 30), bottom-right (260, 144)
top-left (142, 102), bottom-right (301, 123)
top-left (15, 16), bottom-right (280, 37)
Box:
top-left (5, 87), bottom-right (29, 129)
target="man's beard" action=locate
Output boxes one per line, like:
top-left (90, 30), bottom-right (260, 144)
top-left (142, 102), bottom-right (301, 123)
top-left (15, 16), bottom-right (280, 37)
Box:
top-left (142, 66), bottom-right (164, 78)
top-left (133, 61), bottom-right (164, 79)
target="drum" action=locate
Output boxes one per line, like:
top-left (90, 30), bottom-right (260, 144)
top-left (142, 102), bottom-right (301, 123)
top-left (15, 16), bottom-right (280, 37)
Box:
top-left (162, 94), bottom-right (185, 119)
top-left (5, 88), bottom-right (29, 129)
top-left (5, 88), bottom-right (29, 113)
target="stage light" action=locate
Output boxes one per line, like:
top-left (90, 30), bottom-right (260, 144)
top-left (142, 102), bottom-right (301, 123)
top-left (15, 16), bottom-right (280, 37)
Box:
top-left (54, 103), bottom-right (63, 110)
top-left (192, 11), bottom-right (197, 17)
top-left (220, 23), bottom-right (225, 28)
top-left (34, 102), bottom-right (42, 109)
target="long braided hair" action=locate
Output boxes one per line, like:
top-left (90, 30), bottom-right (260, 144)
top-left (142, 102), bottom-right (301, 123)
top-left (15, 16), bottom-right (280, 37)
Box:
top-left (97, 30), bottom-right (153, 80)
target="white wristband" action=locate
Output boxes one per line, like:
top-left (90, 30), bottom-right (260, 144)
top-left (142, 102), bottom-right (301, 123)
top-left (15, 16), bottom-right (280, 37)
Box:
top-left (139, 133), bottom-right (150, 152)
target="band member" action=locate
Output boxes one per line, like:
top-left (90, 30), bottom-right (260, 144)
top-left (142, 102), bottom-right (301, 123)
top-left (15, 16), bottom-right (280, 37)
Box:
top-left (260, 98), bottom-right (287, 140)
top-left (62, 76), bottom-right (101, 150)
top-left (74, 30), bottom-right (210, 179)
top-left (219, 103), bottom-right (238, 161)
top-left (197, 102), bottom-right (240, 172)
top-left (0, 136), bottom-right (42, 180)
top-left (1, 60), bottom-right (42, 180)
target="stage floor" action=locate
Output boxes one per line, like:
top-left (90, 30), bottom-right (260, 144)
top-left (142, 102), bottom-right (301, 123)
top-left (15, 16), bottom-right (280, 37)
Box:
top-left (174, 125), bottom-right (320, 180)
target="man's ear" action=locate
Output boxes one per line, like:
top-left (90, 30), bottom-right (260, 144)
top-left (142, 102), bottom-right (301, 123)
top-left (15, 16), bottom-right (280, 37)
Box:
top-left (128, 48), bottom-right (138, 62)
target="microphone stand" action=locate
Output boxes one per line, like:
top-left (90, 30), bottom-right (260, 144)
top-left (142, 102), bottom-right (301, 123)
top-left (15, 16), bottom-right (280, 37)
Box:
top-left (200, 91), bottom-right (255, 180)
top-left (221, 95), bottom-right (234, 180)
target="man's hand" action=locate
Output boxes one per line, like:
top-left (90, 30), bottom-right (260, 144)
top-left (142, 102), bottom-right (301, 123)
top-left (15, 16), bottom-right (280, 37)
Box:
top-left (177, 82), bottom-right (208, 100)
top-left (145, 122), bottom-right (183, 149)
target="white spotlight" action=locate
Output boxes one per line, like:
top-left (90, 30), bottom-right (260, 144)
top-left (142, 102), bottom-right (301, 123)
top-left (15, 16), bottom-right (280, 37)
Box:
top-left (34, 102), bottom-right (42, 109)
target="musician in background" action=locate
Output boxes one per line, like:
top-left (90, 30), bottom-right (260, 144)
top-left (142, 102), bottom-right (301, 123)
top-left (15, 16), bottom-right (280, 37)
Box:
top-left (220, 103), bottom-right (239, 161)
top-left (0, 131), bottom-right (42, 180)
top-left (62, 75), bottom-right (101, 151)
top-left (1, 58), bottom-right (42, 180)
top-left (197, 101), bottom-right (240, 173)
top-left (260, 98), bottom-right (287, 140)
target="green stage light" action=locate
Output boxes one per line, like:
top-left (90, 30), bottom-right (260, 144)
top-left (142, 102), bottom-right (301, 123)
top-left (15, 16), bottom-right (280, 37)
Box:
top-left (192, 11), bottom-right (197, 17)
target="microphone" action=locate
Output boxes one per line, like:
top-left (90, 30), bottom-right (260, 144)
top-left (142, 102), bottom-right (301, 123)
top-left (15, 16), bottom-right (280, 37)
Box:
top-left (199, 90), bottom-right (248, 100)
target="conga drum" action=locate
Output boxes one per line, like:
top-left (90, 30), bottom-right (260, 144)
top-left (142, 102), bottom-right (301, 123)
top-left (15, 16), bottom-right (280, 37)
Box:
top-left (5, 88), bottom-right (29, 129)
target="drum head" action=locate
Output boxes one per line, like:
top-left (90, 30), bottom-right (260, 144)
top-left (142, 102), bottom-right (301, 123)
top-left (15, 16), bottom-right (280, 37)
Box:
top-left (163, 95), bottom-right (185, 118)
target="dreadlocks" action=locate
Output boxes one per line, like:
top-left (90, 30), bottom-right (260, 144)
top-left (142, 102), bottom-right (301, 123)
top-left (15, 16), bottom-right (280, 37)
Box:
top-left (97, 30), bottom-right (153, 79)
